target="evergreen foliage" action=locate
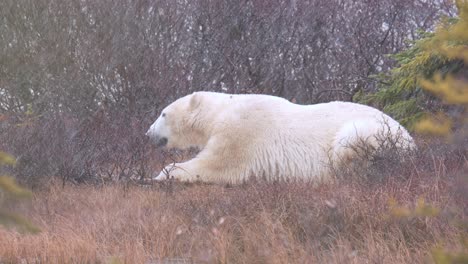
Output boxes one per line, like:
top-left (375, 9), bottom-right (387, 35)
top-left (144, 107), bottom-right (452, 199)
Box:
top-left (384, 1), bottom-right (468, 262)
top-left (360, 6), bottom-right (467, 130)
top-left (415, 0), bottom-right (468, 136)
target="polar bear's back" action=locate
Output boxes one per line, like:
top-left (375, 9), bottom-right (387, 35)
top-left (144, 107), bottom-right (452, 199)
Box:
top-left (213, 94), bottom-right (412, 149)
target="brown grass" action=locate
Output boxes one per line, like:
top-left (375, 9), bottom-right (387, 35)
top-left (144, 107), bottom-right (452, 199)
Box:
top-left (0, 146), bottom-right (467, 264)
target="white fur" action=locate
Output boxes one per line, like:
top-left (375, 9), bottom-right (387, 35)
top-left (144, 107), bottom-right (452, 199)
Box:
top-left (146, 92), bottom-right (415, 184)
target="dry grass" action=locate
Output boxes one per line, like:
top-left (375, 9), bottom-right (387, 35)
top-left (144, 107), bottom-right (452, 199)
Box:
top-left (0, 145), bottom-right (467, 264)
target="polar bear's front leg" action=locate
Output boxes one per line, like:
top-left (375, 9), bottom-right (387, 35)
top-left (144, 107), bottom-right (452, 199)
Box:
top-left (154, 139), bottom-right (230, 183)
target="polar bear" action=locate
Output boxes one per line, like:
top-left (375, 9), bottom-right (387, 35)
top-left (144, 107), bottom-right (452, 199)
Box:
top-left (146, 91), bottom-right (415, 184)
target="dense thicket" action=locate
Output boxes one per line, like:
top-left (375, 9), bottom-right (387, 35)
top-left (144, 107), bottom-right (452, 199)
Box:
top-left (0, 0), bottom-right (456, 184)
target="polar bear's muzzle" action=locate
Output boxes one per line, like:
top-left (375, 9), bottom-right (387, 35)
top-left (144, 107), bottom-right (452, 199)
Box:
top-left (146, 120), bottom-right (169, 148)
top-left (148, 133), bottom-right (168, 148)
top-left (145, 129), bottom-right (168, 147)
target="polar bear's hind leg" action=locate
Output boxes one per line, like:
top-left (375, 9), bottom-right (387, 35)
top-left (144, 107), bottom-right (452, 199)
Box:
top-left (331, 118), bottom-right (413, 163)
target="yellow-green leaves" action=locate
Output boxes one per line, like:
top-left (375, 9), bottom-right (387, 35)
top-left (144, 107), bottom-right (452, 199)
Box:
top-left (0, 151), bottom-right (39, 233)
top-left (389, 197), bottom-right (440, 218)
top-left (415, 112), bottom-right (454, 136)
top-left (0, 152), bottom-right (16, 166)
top-left (0, 211), bottom-right (40, 234)
top-left (0, 176), bottom-right (32, 198)
top-left (420, 74), bottom-right (468, 105)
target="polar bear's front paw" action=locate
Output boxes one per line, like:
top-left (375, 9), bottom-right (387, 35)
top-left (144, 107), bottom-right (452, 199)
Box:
top-left (154, 170), bottom-right (171, 181)
top-left (153, 164), bottom-right (193, 182)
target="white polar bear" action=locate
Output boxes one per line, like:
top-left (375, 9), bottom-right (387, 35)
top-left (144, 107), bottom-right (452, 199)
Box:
top-left (146, 91), bottom-right (415, 184)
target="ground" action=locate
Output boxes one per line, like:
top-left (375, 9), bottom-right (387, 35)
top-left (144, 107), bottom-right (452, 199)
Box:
top-left (0, 144), bottom-right (466, 263)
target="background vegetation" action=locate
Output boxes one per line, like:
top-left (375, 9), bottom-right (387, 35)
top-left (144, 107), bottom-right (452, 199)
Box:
top-left (0, 0), bottom-right (466, 263)
top-left (0, 0), bottom-right (458, 184)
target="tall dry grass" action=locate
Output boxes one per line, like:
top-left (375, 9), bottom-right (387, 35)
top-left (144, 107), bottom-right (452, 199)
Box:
top-left (0, 143), bottom-right (466, 264)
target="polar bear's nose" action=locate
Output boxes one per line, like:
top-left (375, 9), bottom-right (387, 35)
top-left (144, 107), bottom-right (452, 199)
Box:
top-left (156, 137), bottom-right (168, 147)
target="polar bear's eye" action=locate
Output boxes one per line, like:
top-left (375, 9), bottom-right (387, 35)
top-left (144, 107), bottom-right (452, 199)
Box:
top-left (162, 113), bottom-right (166, 117)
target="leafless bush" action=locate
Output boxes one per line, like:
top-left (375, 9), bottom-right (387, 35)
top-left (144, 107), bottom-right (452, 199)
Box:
top-left (329, 125), bottom-right (467, 186)
top-left (0, 0), bottom-right (456, 185)
top-left (0, 110), bottom-right (154, 186)
top-left (328, 124), bottom-right (416, 184)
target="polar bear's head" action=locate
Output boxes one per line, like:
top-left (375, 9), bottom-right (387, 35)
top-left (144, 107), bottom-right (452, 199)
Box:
top-left (146, 92), bottom-right (211, 150)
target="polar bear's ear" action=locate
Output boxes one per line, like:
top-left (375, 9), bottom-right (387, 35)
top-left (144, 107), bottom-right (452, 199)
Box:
top-left (189, 92), bottom-right (201, 110)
